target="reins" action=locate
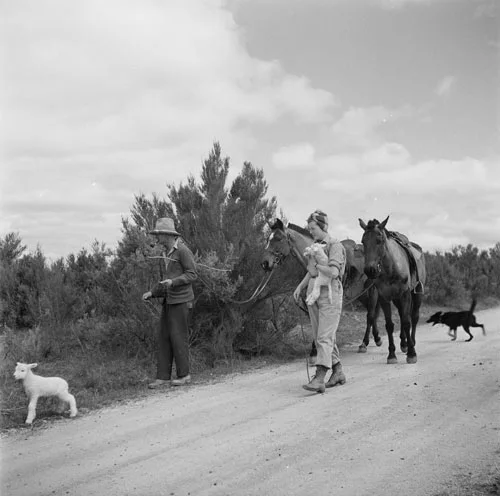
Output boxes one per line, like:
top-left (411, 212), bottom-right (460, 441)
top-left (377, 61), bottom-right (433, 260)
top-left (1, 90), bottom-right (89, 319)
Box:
top-left (274, 227), bottom-right (376, 308)
top-left (342, 280), bottom-right (376, 307)
top-left (195, 266), bottom-right (276, 306)
top-left (147, 255), bottom-right (276, 306)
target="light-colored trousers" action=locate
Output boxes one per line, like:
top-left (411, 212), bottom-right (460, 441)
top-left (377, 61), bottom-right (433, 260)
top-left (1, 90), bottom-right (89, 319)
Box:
top-left (307, 278), bottom-right (343, 369)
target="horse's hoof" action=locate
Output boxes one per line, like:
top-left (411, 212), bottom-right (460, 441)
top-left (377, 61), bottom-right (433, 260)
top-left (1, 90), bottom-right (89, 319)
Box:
top-left (317, 384), bottom-right (326, 394)
top-left (406, 355), bottom-right (417, 364)
top-left (375, 338), bottom-right (383, 347)
top-left (401, 346), bottom-right (408, 354)
top-left (358, 344), bottom-right (367, 353)
top-left (387, 357), bottom-right (398, 364)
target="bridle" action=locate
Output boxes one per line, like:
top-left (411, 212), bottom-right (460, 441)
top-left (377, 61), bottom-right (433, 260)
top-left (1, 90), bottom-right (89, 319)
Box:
top-left (361, 226), bottom-right (386, 278)
top-left (269, 225), bottom-right (376, 307)
top-left (265, 228), bottom-right (304, 268)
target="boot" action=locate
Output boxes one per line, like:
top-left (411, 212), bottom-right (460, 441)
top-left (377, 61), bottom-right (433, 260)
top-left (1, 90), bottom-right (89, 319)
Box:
top-left (148, 379), bottom-right (170, 389)
top-left (171, 374), bottom-right (192, 386)
top-left (302, 365), bottom-right (328, 393)
top-left (326, 362), bottom-right (346, 388)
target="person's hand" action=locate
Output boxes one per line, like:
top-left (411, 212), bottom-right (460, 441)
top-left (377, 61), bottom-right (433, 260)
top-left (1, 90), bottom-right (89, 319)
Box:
top-left (160, 279), bottom-right (173, 288)
top-left (293, 285), bottom-right (303, 303)
top-left (142, 291), bottom-right (152, 301)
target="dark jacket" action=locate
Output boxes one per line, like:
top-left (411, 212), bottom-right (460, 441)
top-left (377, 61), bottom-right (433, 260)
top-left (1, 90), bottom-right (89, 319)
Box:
top-left (151, 239), bottom-right (197, 305)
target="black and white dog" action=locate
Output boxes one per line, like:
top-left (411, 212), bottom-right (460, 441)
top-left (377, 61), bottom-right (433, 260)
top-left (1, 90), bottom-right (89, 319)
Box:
top-left (427, 299), bottom-right (485, 342)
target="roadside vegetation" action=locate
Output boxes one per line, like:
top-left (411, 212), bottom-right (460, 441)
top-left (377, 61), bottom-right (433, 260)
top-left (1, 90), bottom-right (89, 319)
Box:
top-left (2, 143), bottom-right (500, 429)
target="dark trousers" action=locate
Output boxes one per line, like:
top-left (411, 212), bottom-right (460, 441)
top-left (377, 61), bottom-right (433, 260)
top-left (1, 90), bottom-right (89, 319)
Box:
top-left (157, 302), bottom-right (190, 380)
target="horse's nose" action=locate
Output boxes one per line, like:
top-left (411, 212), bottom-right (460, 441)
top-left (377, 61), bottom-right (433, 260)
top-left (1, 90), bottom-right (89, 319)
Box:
top-left (262, 261), bottom-right (270, 271)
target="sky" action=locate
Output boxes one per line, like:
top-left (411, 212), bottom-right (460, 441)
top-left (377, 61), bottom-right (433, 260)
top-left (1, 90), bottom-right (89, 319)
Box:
top-left (2, 0), bottom-right (499, 260)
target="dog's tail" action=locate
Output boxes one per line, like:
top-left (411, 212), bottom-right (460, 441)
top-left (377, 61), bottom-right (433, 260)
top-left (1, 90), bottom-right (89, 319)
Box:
top-left (469, 298), bottom-right (477, 314)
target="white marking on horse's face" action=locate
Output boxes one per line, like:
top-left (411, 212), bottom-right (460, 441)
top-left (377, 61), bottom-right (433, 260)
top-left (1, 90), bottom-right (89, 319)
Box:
top-left (265, 232), bottom-right (275, 250)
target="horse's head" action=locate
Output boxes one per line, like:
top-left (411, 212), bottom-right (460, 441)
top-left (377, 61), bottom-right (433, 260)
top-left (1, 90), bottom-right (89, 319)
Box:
top-left (261, 218), bottom-right (292, 272)
top-left (359, 215), bottom-right (390, 279)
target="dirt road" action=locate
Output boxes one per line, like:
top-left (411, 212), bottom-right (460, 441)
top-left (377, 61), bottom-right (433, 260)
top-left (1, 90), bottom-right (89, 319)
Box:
top-left (2, 308), bottom-right (499, 496)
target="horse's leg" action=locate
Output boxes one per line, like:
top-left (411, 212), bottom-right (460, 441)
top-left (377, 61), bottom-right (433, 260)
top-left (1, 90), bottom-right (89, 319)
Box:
top-left (372, 294), bottom-right (383, 347)
top-left (358, 294), bottom-right (371, 353)
top-left (400, 291), bottom-right (416, 363)
top-left (358, 319), bottom-right (371, 353)
top-left (380, 299), bottom-right (396, 364)
top-left (358, 286), bottom-right (380, 353)
top-left (393, 299), bottom-right (408, 354)
top-left (411, 292), bottom-right (423, 348)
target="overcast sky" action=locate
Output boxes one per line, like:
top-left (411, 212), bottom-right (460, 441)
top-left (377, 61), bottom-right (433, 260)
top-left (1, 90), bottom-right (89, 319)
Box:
top-left (2, 0), bottom-right (499, 260)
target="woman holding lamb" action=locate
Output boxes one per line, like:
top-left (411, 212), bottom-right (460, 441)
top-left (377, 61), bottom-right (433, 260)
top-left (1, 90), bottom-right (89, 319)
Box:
top-left (293, 209), bottom-right (347, 393)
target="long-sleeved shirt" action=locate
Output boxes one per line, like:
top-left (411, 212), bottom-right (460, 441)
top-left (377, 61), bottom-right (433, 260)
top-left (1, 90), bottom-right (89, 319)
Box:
top-left (151, 239), bottom-right (197, 304)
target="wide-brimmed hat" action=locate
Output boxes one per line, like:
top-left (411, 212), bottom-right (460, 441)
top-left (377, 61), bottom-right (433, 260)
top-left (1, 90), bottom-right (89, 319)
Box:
top-left (149, 217), bottom-right (180, 236)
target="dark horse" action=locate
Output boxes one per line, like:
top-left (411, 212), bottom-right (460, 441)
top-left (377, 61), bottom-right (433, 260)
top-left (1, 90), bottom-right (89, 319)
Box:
top-left (359, 216), bottom-right (426, 364)
top-left (261, 218), bottom-right (387, 355)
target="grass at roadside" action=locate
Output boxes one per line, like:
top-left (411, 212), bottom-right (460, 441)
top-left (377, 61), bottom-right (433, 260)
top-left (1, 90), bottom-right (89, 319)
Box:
top-left (0, 301), bottom-right (493, 431)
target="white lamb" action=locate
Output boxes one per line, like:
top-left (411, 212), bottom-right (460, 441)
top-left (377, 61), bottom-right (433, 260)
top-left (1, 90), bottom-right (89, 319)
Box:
top-left (304, 243), bottom-right (333, 305)
top-left (13, 362), bottom-right (78, 425)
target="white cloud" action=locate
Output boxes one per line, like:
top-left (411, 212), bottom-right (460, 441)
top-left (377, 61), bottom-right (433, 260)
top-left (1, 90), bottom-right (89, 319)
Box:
top-left (4, 1), bottom-right (335, 161)
top-left (310, 153), bottom-right (500, 251)
top-left (434, 76), bottom-right (456, 98)
top-left (474, 1), bottom-right (497, 19)
top-left (361, 142), bottom-right (411, 170)
top-left (329, 106), bottom-right (413, 150)
top-left (321, 155), bottom-right (497, 195)
top-left (272, 143), bottom-right (316, 169)
top-left (2, 0), bottom-right (337, 258)
top-left (331, 106), bottom-right (390, 148)
top-left (378, 0), bottom-right (434, 9)
top-left (270, 101), bottom-right (500, 252)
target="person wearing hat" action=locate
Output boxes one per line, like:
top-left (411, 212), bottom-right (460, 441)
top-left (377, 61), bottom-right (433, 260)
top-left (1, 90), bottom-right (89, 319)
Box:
top-left (143, 218), bottom-right (197, 388)
top-left (293, 209), bottom-right (347, 392)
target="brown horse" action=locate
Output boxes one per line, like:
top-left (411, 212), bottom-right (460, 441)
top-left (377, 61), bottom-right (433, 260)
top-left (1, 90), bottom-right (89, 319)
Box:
top-left (359, 216), bottom-right (426, 364)
top-left (261, 218), bottom-right (388, 355)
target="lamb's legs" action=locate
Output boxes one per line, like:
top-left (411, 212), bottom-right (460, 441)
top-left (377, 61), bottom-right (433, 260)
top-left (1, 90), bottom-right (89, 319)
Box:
top-left (26, 395), bottom-right (39, 424)
top-left (59, 392), bottom-right (78, 417)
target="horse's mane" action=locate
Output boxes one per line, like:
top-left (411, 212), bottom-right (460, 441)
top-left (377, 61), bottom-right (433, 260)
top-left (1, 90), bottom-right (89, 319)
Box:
top-left (366, 218), bottom-right (423, 253)
top-left (288, 223), bottom-right (312, 239)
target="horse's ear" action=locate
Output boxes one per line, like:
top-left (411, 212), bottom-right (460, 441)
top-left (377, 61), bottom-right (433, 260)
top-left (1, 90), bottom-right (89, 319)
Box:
top-left (359, 218), bottom-right (367, 231)
top-left (380, 216), bottom-right (390, 229)
top-left (275, 218), bottom-right (284, 230)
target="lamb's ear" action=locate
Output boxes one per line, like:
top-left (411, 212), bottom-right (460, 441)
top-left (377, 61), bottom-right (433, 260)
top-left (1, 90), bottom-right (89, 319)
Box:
top-left (359, 218), bottom-right (367, 231)
top-left (28, 363), bottom-right (38, 369)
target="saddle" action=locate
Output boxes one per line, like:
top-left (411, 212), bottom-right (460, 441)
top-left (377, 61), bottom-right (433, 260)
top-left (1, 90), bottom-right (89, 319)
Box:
top-left (387, 231), bottom-right (424, 294)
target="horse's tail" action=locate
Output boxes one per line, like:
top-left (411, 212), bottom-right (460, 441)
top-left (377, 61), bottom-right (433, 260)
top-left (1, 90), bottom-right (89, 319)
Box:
top-left (469, 299), bottom-right (477, 314)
